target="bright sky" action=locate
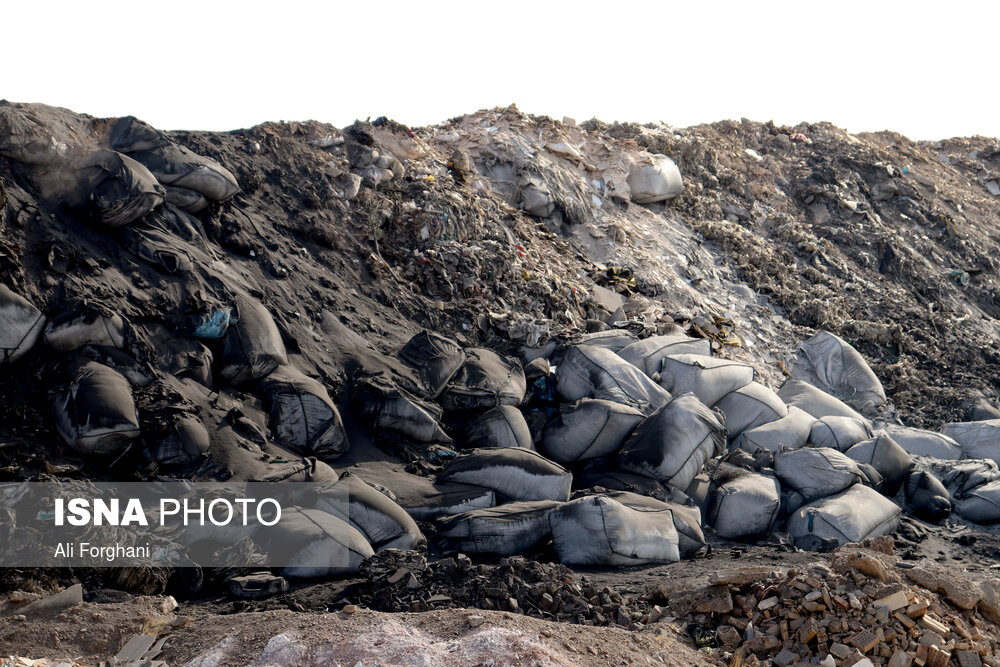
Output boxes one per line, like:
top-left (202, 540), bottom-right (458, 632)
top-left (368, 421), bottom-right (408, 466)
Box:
top-left (7, 1), bottom-right (998, 140)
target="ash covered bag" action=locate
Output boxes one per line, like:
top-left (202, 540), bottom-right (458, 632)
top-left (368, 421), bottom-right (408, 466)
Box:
top-left (541, 398), bottom-right (644, 463)
top-left (149, 416), bottom-right (211, 468)
top-left (77, 345), bottom-right (154, 387)
top-left (941, 419), bottom-right (1000, 467)
top-left (122, 203), bottom-right (211, 275)
top-left (388, 474), bottom-right (496, 521)
top-left (626, 154), bottom-right (683, 204)
top-left (308, 475), bottom-right (424, 551)
top-left (258, 365), bottom-right (348, 460)
top-left (69, 149), bottom-right (165, 226)
top-left (53, 361), bottom-right (141, 454)
top-left (927, 458), bottom-right (1000, 498)
top-left (845, 434), bottom-right (913, 496)
top-left (549, 495), bottom-right (680, 566)
top-left (128, 141), bottom-right (239, 202)
top-left (602, 490), bottom-right (706, 557)
top-left (45, 304), bottom-right (126, 352)
top-left (108, 115), bottom-right (165, 153)
top-left (714, 381), bottom-right (787, 443)
top-left (955, 480), bottom-right (1000, 523)
top-left (708, 467), bottom-right (782, 539)
top-left (777, 378), bottom-right (869, 422)
top-left (219, 296), bottom-right (288, 384)
top-left (657, 354), bottom-right (754, 407)
top-left (257, 507), bottom-right (373, 579)
top-left (904, 470), bottom-right (952, 523)
top-left (556, 344), bottom-right (670, 415)
top-left (436, 500), bottom-right (561, 556)
top-left (353, 375), bottom-right (450, 444)
top-left (786, 484), bottom-right (901, 548)
top-left (618, 334), bottom-right (711, 377)
top-left (883, 424), bottom-right (963, 460)
top-left (733, 405), bottom-right (815, 454)
top-left (618, 392), bottom-right (726, 492)
top-left (454, 405), bottom-right (533, 450)
top-left (516, 173), bottom-right (556, 218)
top-left (441, 348), bottom-right (525, 411)
top-left (788, 331), bottom-right (886, 411)
top-left (773, 447), bottom-right (873, 501)
top-left (574, 467), bottom-right (670, 498)
top-left (808, 415), bottom-right (874, 452)
top-left (0, 285), bottom-right (45, 365)
top-left (576, 329), bottom-right (638, 353)
top-left (438, 447), bottom-right (572, 502)
top-left (398, 331), bottom-right (465, 399)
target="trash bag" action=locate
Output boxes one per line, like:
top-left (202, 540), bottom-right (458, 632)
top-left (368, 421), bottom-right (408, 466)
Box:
top-left (252, 457), bottom-right (340, 483)
top-left (398, 331), bottom-right (465, 399)
top-left (441, 348), bottom-right (526, 411)
top-left (391, 476), bottom-right (496, 521)
top-left (773, 447), bottom-right (871, 501)
top-left (734, 406), bottom-right (815, 454)
top-left (45, 305), bottom-right (126, 352)
top-left (618, 334), bottom-right (711, 377)
top-left (259, 507), bottom-right (373, 579)
top-left (556, 344), bottom-right (671, 415)
top-left (627, 154), bottom-right (683, 204)
top-left (954, 481), bottom-right (1000, 524)
top-left (708, 467), bottom-right (782, 539)
top-left (516, 174), bottom-right (556, 218)
top-left (319, 475), bottom-right (424, 551)
top-left (219, 296), bottom-right (288, 385)
top-left (787, 484), bottom-right (900, 548)
top-left (883, 425), bottom-right (963, 460)
top-left (0, 285), bottom-right (45, 365)
top-left (657, 354), bottom-right (754, 408)
top-left (122, 203), bottom-right (208, 275)
top-left (808, 416), bottom-right (874, 452)
top-left (258, 365), bottom-right (348, 460)
top-left (969, 398), bottom-right (1000, 421)
top-left (927, 458), bottom-right (1000, 498)
top-left (53, 361), bottom-right (141, 455)
top-left (904, 471), bottom-right (952, 523)
top-left (619, 392), bottom-right (726, 492)
top-left (148, 416), bottom-right (211, 468)
top-left (354, 375), bottom-right (451, 444)
top-left (437, 500), bottom-right (562, 556)
top-left (164, 185), bottom-right (210, 213)
top-left (577, 329), bottom-right (638, 353)
top-left (456, 405), bottom-right (533, 450)
top-left (541, 398), bottom-right (644, 464)
top-left (549, 495), bottom-right (680, 566)
top-left (78, 345), bottom-right (154, 387)
top-left (788, 331), bottom-right (885, 411)
top-left (714, 382), bottom-right (787, 443)
top-left (603, 490), bottom-right (706, 557)
top-left (438, 447), bottom-right (572, 502)
top-left (71, 149), bottom-right (165, 226)
top-left (941, 420), bottom-right (1000, 467)
top-left (109, 115), bottom-right (164, 153)
top-left (777, 378), bottom-right (868, 422)
top-left (844, 435), bottom-right (913, 496)
top-left (575, 468), bottom-right (669, 498)
top-left (129, 142), bottom-right (240, 202)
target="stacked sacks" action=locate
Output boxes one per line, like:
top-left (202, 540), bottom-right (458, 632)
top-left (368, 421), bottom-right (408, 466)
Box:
top-left (53, 361), bottom-right (141, 455)
top-left (602, 490), bottom-right (707, 557)
top-left (778, 378), bottom-right (869, 422)
top-left (128, 142), bottom-right (240, 204)
top-left (941, 419), bottom-right (1000, 466)
top-left (575, 467), bottom-right (671, 498)
top-left (0, 285), bottom-right (45, 365)
top-left (618, 392), bottom-right (726, 492)
top-left (540, 398), bottom-right (644, 464)
top-left (454, 405), bottom-right (533, 450)
top-left (388, 474), bottom-right (497, 521)
top-left (441, 348), bottom-right (525, 411)
top-left (67, 149), bottom-right (165, 226)
top-left (884, 424), bottom-right (963, 460)
top-left (786, 484), bottom-right (901, 548)
top-left (626, 154), bottom-right (683, 204)
top-left (437, 500), bottom-right (562, 556)
top-left (219, 295), bottom-right (288, 384)
top-left (354, 375), bottom-right (451, 444)
top-left (707, 465), bottom-right (782, 539)
top-left (903, 470), bottom-right (952, 522)
top-left (787, 331), bottom-right (885, 411)
top-left (549, 495), bottom-right (680, 566)
top-left (576, 329), bottom-right (638, 353)
top-left (438, 448), bottom-right (572, 502)
top-left (734, 406), bottom-right (815, 454)
top-left (258, 365), bottom-right (348, 460)
top-left (844, 434), bottom-right (913, 495)
top-left (774, 447), bottom-right (877, 501)
top-left (714, 382), bottom-right (786, 444)
top-left (398, 331), bottom-right (465, 399)
top-left (808, 415), bottom-right (873, 452)
top-left (618, 334), bottom-right (711, 377)
top-left (258, 506), bottom-right (373, 579)
top-left (45, 304), bottom-right (126, 352)
top-left (315, 475), bottom-right (424, 551)
top-left (556, 344), bottom-right (670, 414)
top-left (925, 459), bottom-right (1000, 523)
top-left (657, 354), bottom-right (753, 407)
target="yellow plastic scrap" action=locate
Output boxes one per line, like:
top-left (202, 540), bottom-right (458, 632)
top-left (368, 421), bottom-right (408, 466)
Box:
top-left (690, 314), bottom-right (744, 350)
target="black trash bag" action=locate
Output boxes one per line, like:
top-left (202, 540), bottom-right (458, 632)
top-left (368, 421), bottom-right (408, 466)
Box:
top-left (53, 361), bottom-right (141, 455)
top-left (454, 405), bottom-right (533, 450)
top-left (437, 500), bottom-right (561, 556)
top-left (354, 375), bottom-right (451, 444)
top-left (441, 348), bottom-right (526, 411)
top-left (258, 365), bottom-right (348, 460)
top-left (129, 141), bottom-right (239, 202)
top-left (219, 295), bottom-right (288, 385)
top-left (70, 149), bottom-right (165, 226)
top-left (398, 331), bottom-right (465, 399)
top-left (904, 470), bottom-right (952, 523)
top-left (438, 447), bottom-right (571, 502)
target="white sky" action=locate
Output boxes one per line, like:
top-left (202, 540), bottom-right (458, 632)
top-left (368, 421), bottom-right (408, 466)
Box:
top-left (7, 1), bottom-right (999, 140)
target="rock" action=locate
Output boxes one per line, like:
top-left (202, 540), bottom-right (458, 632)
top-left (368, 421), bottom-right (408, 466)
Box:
top-left (466, 614), bottom-right (484, 627)
top-left (979, 579), bottom-right (1000, 624)
top-left (773, 649), bottom-right (799, 666)
top-left (228, 573), bottom-right (289, 600)
top-left (905, 565), bottom-right (983, 609)
top-left (709, 567), bottom-right (783, 586)
top-left (342, 604), bottom-right (359, 614)
top-left (14, 584), bottom-right (83, 617)
top-left (159, 595), bottom-right (178, 614)
top-left (849, 553), bottom-right (890, 581)
top-left (670, 585), bottom-right (733, 615)
top-left (889, 649), bottom-right (912, 667)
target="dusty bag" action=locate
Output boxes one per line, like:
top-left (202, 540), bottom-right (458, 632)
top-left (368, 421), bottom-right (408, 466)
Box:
top-left (734, 406), bottom-right (815, 454)
top-left (883, 425), bottom-right (963, 460)
top-left (541, 398), bottom-right (644, 464)
top-left (549, 495), bottom-right (680, 566)
top-left (904, 471), bottom-right (952, 522)
top-left (941, 420), bottom-right (1000, 467)
top-left (122, 203), bottom-right (209, 275)
top-left (53, 362), bottom-right (141, 455)
top-left (556, 344), bottom-right (671, 415)
top-left (438, 448), bottom-right (572, 502)
top-left (109, 115), bottom-right (165, 153)
top-left (604, 490), bottom-right (706, 557)
top-left (708, 468), bottom-right (782, 539)
top-left (777, 378), bottom-right (868, 422)
top-left (577, 329), bottom-right (638, 353)
top-left (955, 481), bottom-right (1000, 524)
top-left (575, 468), bottom-right (669, 498)
top-left (219, 296), bottom-right (288, 385)
top-left (78, 345), bottom-right (154, 387)
top-left (45, 305), bottom-right (126, 352)
top-left (441, 348), bottom-right (526, 411)
top-left (0, 285), bottom-right (45, 365)
top-left (129, 142), bottom-right (240, 202)
top-left (391, 476), bottom-right (496, 521)
top-left (786, 484), bottom-right (900, 547)
top-left (845, 435), bottom-right (912, 496)
top-left (927, 458), bottom-right (1000, 498)
top-left (164, 185), bottom-right (209, 213)
top-left (774, 447), bottom-right (870, 501)
top-left (808, 416), bottom-right (874, 452)
top-left (618, 334), bottom-right (711, 377)
top-left (437, 500), bottom-right (562, 556)
top-left (318, 476), bottom-right (424, 551)
top-left (516, 174), bottom-right (556, 218)
top-left (714, 382), bottom-right (787, 443)
top-left (258, 366), bottom-right (348, 459)
top-left (354, 375), bottom-right (451, 444)
top-left (788, 331), bottom-right (885, 410)
top-left (398, 331), bottom-right (465, 399)
top-left (149, 416), bottom-right (211, 468)
top-left (627, 154), bottom-right (683, 204)
top-left (71, 149), bottom-right (165, 226)
top-left (619, 393), bottom-right (726, 492)
top-left (657, 354), bottom-right (753, 407)
top-left (457, 405), bottom-right (533, 450)
top-left (261, 507), bottom-right (374, 579)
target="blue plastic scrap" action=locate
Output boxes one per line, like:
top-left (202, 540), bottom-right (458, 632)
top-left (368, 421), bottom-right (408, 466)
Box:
top-left (194, 308), bottom-right (233, 339)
